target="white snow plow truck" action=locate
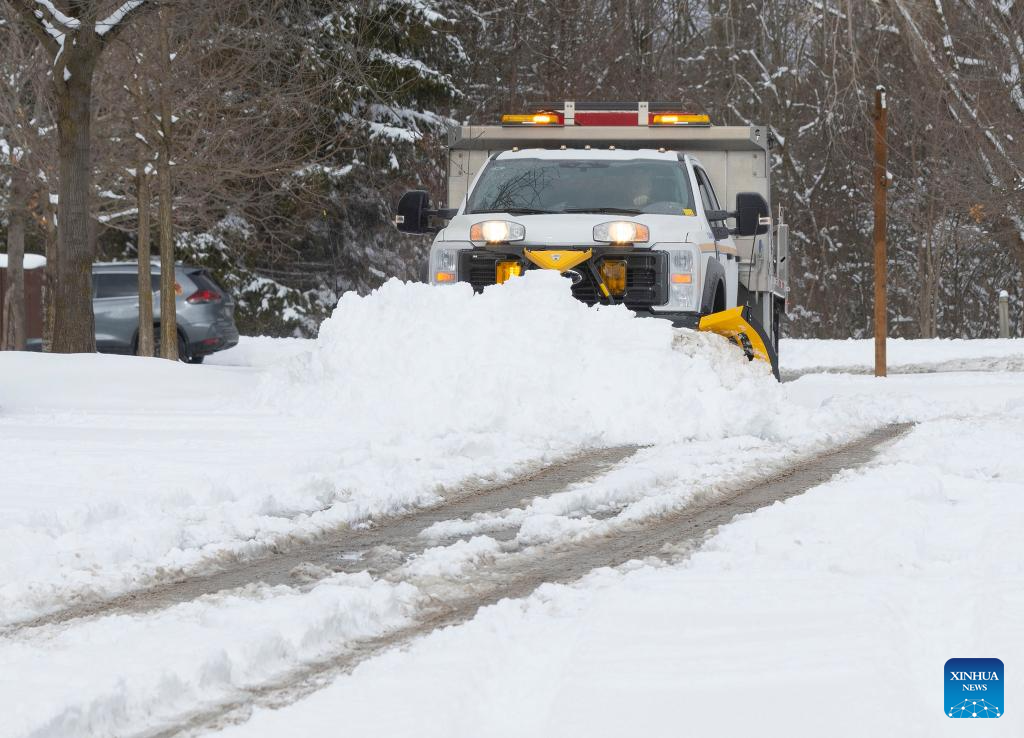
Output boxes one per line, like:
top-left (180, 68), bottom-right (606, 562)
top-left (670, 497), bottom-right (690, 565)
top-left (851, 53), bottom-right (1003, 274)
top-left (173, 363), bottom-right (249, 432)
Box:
top-left (394, 101), bottom-right (788, 379)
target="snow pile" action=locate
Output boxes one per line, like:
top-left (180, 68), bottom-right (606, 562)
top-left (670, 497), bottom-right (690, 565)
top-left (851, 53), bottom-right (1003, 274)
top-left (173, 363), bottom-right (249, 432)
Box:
top-left (272, 272), bottom-right (791, 447)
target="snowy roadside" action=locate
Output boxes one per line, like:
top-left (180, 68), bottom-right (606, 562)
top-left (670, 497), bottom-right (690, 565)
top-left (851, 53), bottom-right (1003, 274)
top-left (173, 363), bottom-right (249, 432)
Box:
top-left (204, 335), bottom-right (313, 368)
top-left (213, 378), bottom-right (1024, 738)
top-left (782, 336), bottom-right (1024, 374)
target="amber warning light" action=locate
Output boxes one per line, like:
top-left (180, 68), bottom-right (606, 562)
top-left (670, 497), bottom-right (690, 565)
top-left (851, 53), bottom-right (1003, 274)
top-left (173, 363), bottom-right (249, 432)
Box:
top-left (650, 113), bottom-right (711, 126)
top-left (501, 112), bottom-right (564, 126)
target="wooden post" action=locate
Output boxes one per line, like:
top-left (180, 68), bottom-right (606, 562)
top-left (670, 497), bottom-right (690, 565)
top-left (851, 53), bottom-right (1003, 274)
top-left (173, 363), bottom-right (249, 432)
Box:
top-left (873, 86), bottom-right (888, 377)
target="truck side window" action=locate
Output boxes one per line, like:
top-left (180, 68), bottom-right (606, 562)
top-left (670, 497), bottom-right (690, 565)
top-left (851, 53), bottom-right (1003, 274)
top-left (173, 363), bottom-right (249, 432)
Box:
top-left (695, 168), bottom-right (721, 212)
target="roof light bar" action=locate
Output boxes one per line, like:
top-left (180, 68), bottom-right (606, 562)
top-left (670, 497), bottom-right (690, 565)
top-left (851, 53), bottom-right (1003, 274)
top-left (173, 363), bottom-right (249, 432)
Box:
top-left (499, 105), bottom-right (712, 127)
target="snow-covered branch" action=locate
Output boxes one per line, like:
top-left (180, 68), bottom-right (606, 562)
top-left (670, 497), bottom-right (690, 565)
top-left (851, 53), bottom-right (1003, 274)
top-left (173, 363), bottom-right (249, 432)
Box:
top-left (96, 0), bottom-right (146, 37)
top-left (33, 0), bottom-right (79, 30)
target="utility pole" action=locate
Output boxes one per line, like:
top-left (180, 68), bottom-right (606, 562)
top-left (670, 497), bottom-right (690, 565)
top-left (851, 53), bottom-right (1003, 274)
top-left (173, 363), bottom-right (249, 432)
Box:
top-left (873, 86), bottom-right (888, 377)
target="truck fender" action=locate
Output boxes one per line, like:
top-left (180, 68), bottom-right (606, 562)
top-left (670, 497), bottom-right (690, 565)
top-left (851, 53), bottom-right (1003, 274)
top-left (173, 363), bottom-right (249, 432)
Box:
top-left (700, 258), bottom-right (727, 314)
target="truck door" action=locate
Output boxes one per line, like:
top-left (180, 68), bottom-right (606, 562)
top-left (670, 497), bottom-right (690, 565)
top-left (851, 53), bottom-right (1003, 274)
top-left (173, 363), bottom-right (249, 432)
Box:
top-left (694, 166), bottom-right (739, 309)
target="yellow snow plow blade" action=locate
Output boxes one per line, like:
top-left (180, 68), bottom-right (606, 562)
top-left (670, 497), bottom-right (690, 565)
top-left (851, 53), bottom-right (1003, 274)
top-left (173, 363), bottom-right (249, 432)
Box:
top-left (698, 306), bottom-right (779, 380)
top-left (523, 248), bottom-right (593, 272)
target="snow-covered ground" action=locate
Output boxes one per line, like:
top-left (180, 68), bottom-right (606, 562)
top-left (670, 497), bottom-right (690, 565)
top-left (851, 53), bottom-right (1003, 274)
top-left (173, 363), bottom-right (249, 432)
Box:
top-left (0, 274), bottom-right (834, 626)
top-left (205, 334), bottom-right (312, 368)
top-left (2, 273), bottom-right (1022, 737)
top-left (217, 379), bottom-right (1024, 738)
top-left (783, 336), bottom-right (1024, 373)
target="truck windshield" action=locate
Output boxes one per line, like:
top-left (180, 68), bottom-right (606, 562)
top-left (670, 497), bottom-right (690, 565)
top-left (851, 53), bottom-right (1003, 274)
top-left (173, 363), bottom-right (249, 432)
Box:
top-left (466, 158), bottom-right (695, 216)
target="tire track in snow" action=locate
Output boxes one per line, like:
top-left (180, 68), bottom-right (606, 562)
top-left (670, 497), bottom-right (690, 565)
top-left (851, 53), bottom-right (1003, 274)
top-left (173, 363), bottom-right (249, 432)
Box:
top-left (8, 446), bottom-right (639, 633)
top-left (141, 422), bottom-right (913, 738)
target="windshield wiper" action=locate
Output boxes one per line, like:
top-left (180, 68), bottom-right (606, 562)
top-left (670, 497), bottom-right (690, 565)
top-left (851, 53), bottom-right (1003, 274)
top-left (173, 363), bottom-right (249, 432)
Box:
top-left (562, 207), bottom-right (643, 215)
top-left (468, 207), bottom-right (560, 215)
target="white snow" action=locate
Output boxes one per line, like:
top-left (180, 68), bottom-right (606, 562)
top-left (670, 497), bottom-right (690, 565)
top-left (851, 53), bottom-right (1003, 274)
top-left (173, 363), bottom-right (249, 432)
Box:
top-left (205, 334), bottom-right (313, 368)
top-left (0, 273), bottom-right (809, 626)
top-left (0, 253), bottom-right (47, 269)
top-left (214, 372), bottom-right (1024, 738)
top-left (34, 0), bottom-right (80, 30)
top-left (2, 573), bottom-right (420, 738)
top-left (3, 279), bottom-right (1022, 737)
top-left (782, 336), bottom-right (1024, 372)
top-left (95, 0), bottom-right (146, 37)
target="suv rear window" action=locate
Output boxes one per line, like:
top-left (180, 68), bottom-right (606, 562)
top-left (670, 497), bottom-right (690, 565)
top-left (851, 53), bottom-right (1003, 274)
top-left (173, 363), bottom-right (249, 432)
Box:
top-left (189, 270), bottom-right (228, 295)
top-left (94, 272), bottom-right (161, 298)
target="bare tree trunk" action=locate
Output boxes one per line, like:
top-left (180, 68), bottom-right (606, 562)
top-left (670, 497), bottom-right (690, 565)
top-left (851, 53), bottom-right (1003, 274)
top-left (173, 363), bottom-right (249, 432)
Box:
top-left (52, 50), bottom-right (100, 353)
top-left (136, 157), bottom-right (154, 357)
top-left (2, 161), bottom-right (28, 350)
top-left (157, 7), bottom-right (178, 361)
top-left (10, 0), bottom-right (153, 353)
top-left (41, 186), bottom-right (58, 352)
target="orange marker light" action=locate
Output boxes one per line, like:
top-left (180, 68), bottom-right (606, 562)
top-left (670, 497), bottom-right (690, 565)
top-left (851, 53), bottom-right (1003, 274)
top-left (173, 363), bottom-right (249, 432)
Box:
top-left (599, 260), bottom-right (627, 296)
top-left (650, 113), bottom-right (711, 126)
top-left (671, 273), bottom-right (692, 284)
top-left (435, 272), bottom-right (457, 283)
top-left (495, 261), bottom-right (522, 284)
top-left (501, 112), bottom-right (564, 126)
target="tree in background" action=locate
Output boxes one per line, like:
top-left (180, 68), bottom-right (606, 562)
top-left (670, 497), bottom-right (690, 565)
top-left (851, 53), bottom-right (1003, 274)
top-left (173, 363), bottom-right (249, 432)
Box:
top-left (0, 10), bottom-right (54, 350)
top-left (2, 0), bottom-right (1020, 344)
top-left (461, 0), bottom-right (1023, 339)
top-left (7, 0), bottom-right (151, 353)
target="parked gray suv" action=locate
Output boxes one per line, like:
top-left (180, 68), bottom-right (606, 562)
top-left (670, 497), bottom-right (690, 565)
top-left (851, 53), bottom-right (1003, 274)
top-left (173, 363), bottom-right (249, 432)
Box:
top-left (91, 262), bottom-right (239, 363)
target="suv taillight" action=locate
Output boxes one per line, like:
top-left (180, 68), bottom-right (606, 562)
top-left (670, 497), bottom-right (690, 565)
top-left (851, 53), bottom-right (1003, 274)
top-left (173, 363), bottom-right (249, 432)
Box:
top-left (186, 289), bottom-right (222, 304)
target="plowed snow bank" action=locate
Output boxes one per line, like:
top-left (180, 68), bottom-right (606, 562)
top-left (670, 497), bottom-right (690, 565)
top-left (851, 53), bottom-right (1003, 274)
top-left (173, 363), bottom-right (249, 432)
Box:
top-left (0, 274), bottom-right (824, 624)
top-left (270, 272), bottom-right (789, 445)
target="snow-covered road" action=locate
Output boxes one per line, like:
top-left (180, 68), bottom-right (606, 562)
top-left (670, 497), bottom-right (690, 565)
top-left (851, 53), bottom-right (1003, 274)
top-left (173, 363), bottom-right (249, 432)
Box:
top-left (2, 274), bottom-right (1022, 737)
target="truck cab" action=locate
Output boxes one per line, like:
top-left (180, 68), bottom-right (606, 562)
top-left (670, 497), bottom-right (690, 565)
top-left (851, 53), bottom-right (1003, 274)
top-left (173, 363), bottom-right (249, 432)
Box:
top-left (396, 102), bottom-right (788, 377)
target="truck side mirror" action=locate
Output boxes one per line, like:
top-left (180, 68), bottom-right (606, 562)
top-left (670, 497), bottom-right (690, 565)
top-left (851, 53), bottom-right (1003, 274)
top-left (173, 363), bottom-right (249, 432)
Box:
top-left (733, 192), bottom-right (770, 236)
top-left (395, 190), bottom-right (431, 234)
top-left (394, 190), bottom-right (457, 234)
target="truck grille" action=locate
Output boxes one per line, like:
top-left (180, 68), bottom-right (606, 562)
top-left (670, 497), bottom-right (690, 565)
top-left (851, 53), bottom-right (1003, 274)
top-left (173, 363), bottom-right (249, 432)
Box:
top-left (458, 250), bottom-right (668, 309)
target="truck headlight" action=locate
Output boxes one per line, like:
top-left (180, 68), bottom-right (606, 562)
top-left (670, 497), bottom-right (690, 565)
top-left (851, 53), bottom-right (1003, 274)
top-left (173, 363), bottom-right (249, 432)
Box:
top-left (431, 247), bottom-right (460, 284)
top-left (470, 220), bottom-right (525, 244)
top-left (666, 248), bottom-right (697, 310)
top-left (593, 221), bottom-right (649, 244)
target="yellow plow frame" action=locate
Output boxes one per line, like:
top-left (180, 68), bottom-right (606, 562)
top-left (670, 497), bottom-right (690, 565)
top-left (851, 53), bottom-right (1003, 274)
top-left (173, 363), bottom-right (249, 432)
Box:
top-left (698, 306), bottom-right (780, 380)
top-left (513, 247), bottom-right (781, 380)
